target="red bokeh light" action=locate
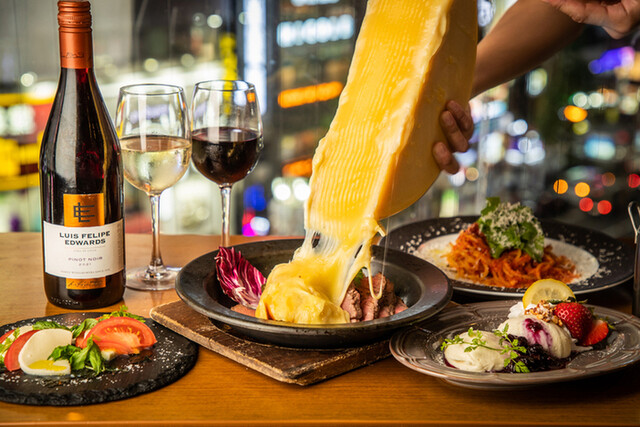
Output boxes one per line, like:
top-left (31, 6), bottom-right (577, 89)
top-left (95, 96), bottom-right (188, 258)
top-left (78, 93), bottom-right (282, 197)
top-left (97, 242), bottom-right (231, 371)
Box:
top-left (629, 173), bottom-right (640, 188)
top-left (579, 198), bottom-right (594, 212)
top-left (597, 200), bottom-right (612, 215)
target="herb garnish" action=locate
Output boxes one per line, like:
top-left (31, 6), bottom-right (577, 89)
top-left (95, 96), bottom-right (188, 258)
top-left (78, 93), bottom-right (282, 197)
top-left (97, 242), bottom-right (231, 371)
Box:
top-left (477, 197), bottom-right (544, 262)
top-left (99, 305), bottom-right (146, 322)
top-left (49, 337), bottom-right (105, 375)
top-left (440, 325), bottom-right (530, 373)
top-left (0, 329), bottom-right (19, 367)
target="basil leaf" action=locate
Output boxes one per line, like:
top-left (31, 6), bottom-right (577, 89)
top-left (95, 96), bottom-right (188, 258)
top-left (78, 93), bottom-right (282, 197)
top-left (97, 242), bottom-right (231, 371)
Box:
top-left (70, 344), bottom-right (91, 371)
top-left (33, 321), bottom-right (70, 331)
top-left (87, 344), bottom-right (105, 374)
top-left (71, 318), bottom-right (99, 338)
top-left (49, 345), bottom-right (80, 361)
top-left (99, 305), bottom-right (146, 322)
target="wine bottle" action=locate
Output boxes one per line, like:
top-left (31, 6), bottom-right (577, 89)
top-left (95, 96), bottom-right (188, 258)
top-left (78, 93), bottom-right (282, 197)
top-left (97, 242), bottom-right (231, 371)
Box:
top-left (39, 1), bottom-right (125, 309)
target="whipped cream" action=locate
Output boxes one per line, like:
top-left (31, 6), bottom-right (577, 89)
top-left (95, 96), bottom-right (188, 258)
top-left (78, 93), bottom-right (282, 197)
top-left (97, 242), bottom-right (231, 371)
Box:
top-left (443, 331), bottom-right (510, 372)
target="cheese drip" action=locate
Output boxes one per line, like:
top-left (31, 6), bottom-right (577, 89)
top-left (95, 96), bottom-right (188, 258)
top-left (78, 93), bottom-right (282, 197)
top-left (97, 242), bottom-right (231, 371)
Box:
top-left (256, 0), bottom-right (477, 324)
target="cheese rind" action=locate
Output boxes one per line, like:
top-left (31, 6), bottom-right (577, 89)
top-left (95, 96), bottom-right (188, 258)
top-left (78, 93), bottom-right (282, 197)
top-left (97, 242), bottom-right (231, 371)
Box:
top-left (256, 0), bottom-right (477, 324)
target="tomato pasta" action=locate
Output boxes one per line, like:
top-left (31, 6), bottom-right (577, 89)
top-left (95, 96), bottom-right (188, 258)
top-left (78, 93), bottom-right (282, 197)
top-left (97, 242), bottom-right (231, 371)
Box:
top-left (445, 223), bottom-right (577, 289)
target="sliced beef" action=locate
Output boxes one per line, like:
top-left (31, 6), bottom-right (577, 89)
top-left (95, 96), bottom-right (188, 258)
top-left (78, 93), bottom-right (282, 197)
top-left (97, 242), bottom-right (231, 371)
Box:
top-left (354, 273), bottom-right (403, 321)
top-left (340, 282), bottom-right (363, 322)
top-left (356, 275), bottom-right (380, 321)
top-left (377, 275), bottom-right (400, 318)
top-left (394, 298), bottom-right (408, 314)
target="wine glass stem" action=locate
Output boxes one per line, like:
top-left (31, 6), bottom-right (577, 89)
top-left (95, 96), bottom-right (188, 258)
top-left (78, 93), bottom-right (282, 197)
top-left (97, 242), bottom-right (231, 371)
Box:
top-left (149, 193), bottom-right (165, 271)
top-left (220, 184), bottom-right (232, 248)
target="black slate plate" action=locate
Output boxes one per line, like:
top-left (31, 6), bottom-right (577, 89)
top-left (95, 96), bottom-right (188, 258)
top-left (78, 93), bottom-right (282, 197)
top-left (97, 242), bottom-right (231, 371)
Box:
top-left (175, 239), bottom-right (452, 349)
top-left (0, 312), bottom-right (198, 406)
top-left (380, 216), bottom-right (634, 298)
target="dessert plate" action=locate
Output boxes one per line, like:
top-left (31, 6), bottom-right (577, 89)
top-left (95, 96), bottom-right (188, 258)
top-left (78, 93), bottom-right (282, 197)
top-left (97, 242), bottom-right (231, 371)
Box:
top-left (175, 239), bottom-right (452, 349)
top-left (390, 300), bottom-right (640, 389)
top-left (380, 216), bottom-right (634, 297)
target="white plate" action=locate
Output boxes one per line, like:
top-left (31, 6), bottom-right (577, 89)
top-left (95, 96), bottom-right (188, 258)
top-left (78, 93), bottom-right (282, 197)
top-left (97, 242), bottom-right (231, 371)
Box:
top-left (380, 216), bottom-right (634, 297)
top-left (390, 300), bottom-right (640, 389)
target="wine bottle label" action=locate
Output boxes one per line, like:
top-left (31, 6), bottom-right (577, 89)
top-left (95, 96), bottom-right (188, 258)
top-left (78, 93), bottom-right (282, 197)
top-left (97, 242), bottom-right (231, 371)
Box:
top-left (42, 193), bottom-right (124, 289)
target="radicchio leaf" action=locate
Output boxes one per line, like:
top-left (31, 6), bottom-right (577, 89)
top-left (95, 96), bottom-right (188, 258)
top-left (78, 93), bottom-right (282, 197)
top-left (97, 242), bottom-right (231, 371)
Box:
top-left (215, 247), bottom-right (265, 309)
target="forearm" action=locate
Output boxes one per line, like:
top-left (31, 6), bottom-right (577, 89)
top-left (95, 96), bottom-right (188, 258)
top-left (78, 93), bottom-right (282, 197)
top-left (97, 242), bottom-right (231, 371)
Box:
top-left (472, 0), bottom-right (584, 97)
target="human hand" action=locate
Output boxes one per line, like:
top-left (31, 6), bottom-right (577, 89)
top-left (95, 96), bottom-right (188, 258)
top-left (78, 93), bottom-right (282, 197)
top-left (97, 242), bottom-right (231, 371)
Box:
top-left (433, 100), bottom-right (474, 174)
top-left (541, 0), bottom-right (640, 39)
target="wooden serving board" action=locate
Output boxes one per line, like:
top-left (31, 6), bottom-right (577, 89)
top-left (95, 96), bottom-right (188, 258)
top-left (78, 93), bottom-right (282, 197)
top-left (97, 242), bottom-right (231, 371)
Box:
top-left (150, 300), bottom-right (391, 386)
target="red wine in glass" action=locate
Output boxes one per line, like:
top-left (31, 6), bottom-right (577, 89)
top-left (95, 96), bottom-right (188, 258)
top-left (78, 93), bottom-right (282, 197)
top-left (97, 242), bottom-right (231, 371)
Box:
top-left (191, 126), bottom-right (262, 185)
top-left (190, 79), bottom-right (263, 248)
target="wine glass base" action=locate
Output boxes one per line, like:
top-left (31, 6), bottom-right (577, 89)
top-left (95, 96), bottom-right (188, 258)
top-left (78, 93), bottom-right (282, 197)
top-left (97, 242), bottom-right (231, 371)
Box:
top-left (126, 266), bottom-right (180, 291)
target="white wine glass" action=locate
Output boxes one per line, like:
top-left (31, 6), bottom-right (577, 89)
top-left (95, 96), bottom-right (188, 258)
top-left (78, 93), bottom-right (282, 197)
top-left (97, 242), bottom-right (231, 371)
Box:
top-left (190, 80), bottom-right (263, 247)
top-left (115, 84), bottom-right (191, 290)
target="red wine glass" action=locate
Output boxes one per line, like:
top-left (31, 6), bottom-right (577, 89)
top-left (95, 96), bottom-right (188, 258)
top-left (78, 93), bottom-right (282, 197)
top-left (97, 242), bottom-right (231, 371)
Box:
top-left (190, 80), bottom-right (263, 247)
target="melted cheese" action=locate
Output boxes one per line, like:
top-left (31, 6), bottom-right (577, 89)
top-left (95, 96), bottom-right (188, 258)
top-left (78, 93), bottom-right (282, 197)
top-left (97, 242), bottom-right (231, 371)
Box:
top-left (256, 0), bottom-right (477, 324)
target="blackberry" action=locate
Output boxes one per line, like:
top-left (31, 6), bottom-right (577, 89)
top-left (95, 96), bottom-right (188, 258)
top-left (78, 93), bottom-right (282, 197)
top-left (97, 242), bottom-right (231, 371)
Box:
top-left (503, 334), bottom-right (569, 373)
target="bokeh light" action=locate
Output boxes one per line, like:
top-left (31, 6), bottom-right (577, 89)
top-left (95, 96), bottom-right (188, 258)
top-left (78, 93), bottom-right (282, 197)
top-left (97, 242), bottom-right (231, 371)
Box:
top-left (601, 172), bottom-right (616, 187)
top-left (572, 120), bottom-right (590, 135)
top-left (597, 200), bottom-right (612, 215)
top-left (564, 105), bottom-right (588, 122)
top-left (574, 182), bottom-right (591, 198)
top-left (579, 198), bottom-right (594, 212)
top-left (553, 179), bottom-right (568, 194)
top-left (465, 167), bottom-right (479, 182)
top-left (629, 173), bottom-right (640, 188)
top-left (588, 92), bottom-right (604, 109)
top-left (571, 92), bottom-right (588, 108)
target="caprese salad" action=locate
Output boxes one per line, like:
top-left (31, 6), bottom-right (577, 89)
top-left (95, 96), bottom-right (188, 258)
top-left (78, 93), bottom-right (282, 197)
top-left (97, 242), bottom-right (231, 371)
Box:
top-left (0, 306), bottom-right (156, 376)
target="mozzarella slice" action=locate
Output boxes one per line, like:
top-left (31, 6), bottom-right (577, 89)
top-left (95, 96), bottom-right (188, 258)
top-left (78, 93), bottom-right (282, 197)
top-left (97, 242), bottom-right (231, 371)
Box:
top-left (18, 329), bottom-right (73, 376)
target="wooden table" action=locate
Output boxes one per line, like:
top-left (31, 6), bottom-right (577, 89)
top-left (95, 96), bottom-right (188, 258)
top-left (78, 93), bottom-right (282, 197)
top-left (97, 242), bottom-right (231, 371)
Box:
top-left (0, 232), bottom-right (639, 426)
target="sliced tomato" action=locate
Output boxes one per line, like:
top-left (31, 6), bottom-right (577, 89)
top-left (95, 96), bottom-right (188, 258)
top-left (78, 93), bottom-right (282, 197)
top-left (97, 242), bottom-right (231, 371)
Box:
top-left (0, 329), bottom-right (15, 344)
top-left (77, 317), bottom-right (156, 355)
top-left (93, 339), bottom-right (133, 355)
top-left (4, 330), bottom-right (38, 371)
top-left (74, 330), bottom-right (90, 348)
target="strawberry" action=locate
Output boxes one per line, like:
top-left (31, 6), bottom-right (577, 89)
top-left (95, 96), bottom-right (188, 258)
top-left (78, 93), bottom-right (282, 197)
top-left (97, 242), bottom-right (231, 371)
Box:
top-left (554, 302), bottom-right (593, 341)
top-left (580, 319), bottom-right (609, 346)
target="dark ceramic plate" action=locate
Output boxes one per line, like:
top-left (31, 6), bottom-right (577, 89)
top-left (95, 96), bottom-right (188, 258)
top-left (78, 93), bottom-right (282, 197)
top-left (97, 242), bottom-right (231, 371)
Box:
top-left (390, 300), bottom-right (640, 389)
top-left (380, 216), bottom-right (634, 297)
top-left (0, 313), bottom-right (198, 406)
top-left (175, 239), bottom-right (452, 349)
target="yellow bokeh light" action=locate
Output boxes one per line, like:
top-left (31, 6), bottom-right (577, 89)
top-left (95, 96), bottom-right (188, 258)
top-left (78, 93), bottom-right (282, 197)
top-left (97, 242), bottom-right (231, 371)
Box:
top-left (553, 179), bottom-right (568, 194)
top-left (564, 105), bottom-right (588, 123)
top-left (465, 167), bottom-right (479, 182)
top-left (574, 182), bottom-right (591, 198)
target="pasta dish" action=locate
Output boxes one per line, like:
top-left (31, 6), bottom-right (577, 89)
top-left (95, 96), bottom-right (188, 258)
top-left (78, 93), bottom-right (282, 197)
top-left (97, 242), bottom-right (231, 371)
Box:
top-left (446, 222), bottom-right (578, 289)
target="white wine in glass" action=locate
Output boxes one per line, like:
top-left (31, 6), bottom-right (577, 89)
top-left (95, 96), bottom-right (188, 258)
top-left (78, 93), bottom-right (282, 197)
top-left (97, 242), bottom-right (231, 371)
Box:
top-left (116, 84), bottom-right (191, 290)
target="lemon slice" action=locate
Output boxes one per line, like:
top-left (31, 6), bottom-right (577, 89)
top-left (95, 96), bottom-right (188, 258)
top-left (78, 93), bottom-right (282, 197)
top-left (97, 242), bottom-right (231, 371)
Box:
top-left (522, 279), bottom-right (575, 307)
